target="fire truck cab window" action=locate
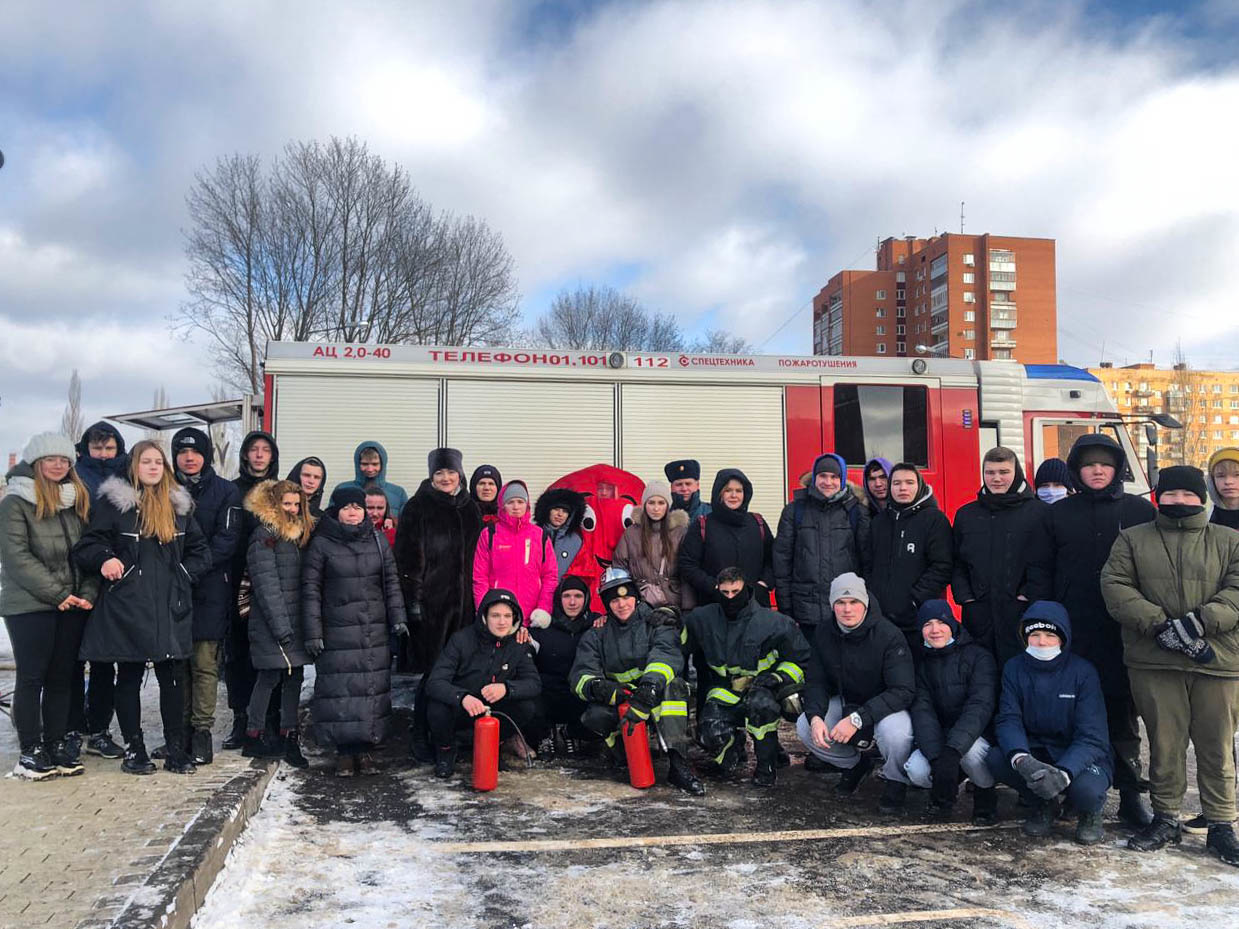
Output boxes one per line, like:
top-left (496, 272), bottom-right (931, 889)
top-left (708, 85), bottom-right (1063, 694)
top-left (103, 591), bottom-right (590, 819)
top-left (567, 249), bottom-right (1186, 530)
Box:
top-left (833, 384), bottom-right (929, 467)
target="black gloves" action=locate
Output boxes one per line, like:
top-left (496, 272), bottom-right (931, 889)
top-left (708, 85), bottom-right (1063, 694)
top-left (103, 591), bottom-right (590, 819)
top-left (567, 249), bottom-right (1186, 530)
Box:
top-left (1012, 753), bottom-right (1071, 800)
top-left (1154, 612), bottom-right (1215, 664)
top-left (305, 638), bottom-right (324, 660)
top-left (391, 622), bottom-right (409, 639)
top-left (752, 670), bottom-right (786, 692)
top-left (930, 748), bottom-right (962, 807)
top-left (650, 606), bottom-right (681, 627)
top-left (406, 602), bottom-right (424, 626)
top-left (586, 678), bottom-right (625, 706)
top-left (621, 701), bottom-right (651, 736)
top-left (277, 632), bottom-right (294, 648)
top-left (630, 679), bottom-right (661, 714)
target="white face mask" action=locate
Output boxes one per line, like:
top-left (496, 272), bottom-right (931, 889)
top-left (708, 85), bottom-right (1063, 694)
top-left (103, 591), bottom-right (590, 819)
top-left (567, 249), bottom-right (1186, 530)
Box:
top-left (1026, 644), bottom-right (1062, 661)
top-left (1037, 486), bottom-right (1068, 504)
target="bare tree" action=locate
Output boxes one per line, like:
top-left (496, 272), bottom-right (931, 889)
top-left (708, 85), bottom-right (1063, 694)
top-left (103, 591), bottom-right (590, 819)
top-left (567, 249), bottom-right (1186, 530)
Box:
top-left (534, 285), bottom-right (686, 351)
top-left (147, 386), bottom-right (171, 442)
top-left (177, 136), bottom-right (521, 392)
top-left (210, 384), bottom-right (238, 479)
top-left (690, 329), bottom-right (753, 354)
top-left (1167, 342), bottom-right (1207, 468)
top-left (61, 369), bottom-right (85, 442)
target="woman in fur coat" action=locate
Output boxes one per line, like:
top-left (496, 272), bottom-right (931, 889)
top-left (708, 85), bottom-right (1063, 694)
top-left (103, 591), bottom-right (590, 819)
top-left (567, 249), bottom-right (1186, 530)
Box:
top-left (242, 479), bottom-right (315, 767)
top-left (611, 480), bottom-right (692, 608)
top-left (73, 440), bottom-right (211, 776)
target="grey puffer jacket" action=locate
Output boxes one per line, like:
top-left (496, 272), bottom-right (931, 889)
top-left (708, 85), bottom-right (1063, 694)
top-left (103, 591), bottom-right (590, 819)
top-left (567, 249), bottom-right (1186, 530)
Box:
top-left (244, 482), bottom-right (313, 670)
top-left (0, 462), bottom-right (99, 617)
top-left (303, 514), bottom-right (406, 747)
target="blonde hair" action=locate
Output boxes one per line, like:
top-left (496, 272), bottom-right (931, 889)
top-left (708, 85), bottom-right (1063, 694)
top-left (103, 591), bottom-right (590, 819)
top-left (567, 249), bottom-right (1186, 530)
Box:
top-left (128, 440), bottom-right (180, 544)
top-left (272, 479), bottom-right (316, 547)
top-left (32, 463), bottom-right (90, 522)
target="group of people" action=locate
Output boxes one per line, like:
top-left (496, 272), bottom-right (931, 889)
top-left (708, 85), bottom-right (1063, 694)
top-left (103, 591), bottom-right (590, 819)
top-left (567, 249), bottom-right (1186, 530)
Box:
top-left (3, 424), bottom-right (1238, 868)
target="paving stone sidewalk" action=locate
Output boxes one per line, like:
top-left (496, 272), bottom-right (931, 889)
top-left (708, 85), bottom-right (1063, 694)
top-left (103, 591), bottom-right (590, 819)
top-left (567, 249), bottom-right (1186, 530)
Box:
top-left (0, 669), bottom-right (275, 929)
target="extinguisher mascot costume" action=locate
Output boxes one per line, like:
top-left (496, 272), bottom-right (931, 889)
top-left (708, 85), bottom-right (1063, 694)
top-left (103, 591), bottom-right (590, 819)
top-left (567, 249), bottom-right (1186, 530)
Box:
top-left (569, 569), bottom-right (705, 795)
top-left (544, 464), bottom-right (646, 610)
top-left (424, 588), bottom-right (542, 780)
top-left (681, 566), bottom-right (813, 787)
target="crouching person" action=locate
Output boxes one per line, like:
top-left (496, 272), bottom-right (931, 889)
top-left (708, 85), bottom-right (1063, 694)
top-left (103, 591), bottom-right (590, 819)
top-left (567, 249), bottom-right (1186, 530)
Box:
top-left (796, 573), bottom-right (916, 813)
top-left (904, 600), bottom-right (998, 824)
top-left (425, 589), bottom-right (541, 779)
top-left (987, 602), bottom-right (1112, 845)
top-left (528, 576), bottom-right (600, 756)
top-left (570, 568), bottom-right (704, 795)
top-left (682, 567), bottom-right (811, 788)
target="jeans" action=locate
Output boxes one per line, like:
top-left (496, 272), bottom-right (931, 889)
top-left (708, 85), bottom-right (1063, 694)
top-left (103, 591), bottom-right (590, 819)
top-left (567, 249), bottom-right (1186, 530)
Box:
top-left (986, 747), bottom-right (1111, 814)
top-left (796, 697), bottom-right (915, 784)
top-left (4, 611), bottom-right (87, 748)
top-left (904, 738), bottom-right (995, 789)
top-left (246, 667), bottom-right (304, 732)
top-left (114, 660), bottom-right (186, 747)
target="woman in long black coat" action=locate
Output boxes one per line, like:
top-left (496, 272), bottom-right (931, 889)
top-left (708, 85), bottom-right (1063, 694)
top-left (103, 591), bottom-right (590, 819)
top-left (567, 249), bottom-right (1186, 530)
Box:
top-left (303, 486), bottom-right (406, 777)
top-left (73, 440), bottom-right (211, 776)
top-left (393, 448), bottom-right (483, 760)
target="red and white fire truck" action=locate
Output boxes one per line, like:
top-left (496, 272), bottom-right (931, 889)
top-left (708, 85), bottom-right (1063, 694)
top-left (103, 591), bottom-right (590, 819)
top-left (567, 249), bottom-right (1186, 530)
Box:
top-left (256, 341), bottom-right (1150, 521)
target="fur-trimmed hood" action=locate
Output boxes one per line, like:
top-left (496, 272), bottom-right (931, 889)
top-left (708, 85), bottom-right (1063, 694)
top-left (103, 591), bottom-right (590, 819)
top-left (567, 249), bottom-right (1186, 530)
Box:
top-left (244, 479), bottom-right (315, 543)
top-left (99, 475), bottom-right (193, 516)
top-left (535, 487), bottom-right (586, 535)
top-left (631, 507), bottom-right (689, 531)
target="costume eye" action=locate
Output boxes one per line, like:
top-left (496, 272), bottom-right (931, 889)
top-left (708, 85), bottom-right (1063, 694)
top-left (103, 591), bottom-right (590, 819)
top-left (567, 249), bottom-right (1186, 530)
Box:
top-left (582, 504), bottom-right (597, 532)
top-left (621, 502), bottom-right (635, 528)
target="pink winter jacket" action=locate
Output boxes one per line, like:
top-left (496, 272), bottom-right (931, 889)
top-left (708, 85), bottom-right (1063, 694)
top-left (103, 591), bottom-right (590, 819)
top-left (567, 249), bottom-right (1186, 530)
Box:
top-left (472, 487), bottom-right (557, 625)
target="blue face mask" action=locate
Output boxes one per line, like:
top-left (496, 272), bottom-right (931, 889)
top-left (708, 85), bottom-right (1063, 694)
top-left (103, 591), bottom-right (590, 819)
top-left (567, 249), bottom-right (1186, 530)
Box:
top-left (1026, 644), bottom-right (1062, 661)
top-left (1037, 486), bottom-right (1068, 504)
top-left (924, 636), bottom-right (955, 648)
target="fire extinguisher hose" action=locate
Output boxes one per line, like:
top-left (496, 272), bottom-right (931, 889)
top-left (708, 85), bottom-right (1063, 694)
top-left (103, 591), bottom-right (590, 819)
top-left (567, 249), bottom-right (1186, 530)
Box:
top-left (485, 708), bottom-right (535, 770)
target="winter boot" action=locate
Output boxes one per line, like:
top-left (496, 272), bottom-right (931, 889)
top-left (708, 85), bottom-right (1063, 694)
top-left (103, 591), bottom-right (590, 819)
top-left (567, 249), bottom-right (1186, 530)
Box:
top-left (222, 712), bottom-right (247, 751)
top-left (752, 760), bottom-right (777, 787)
top-left (1128, 813), bottom-right (1182, 852)
top-left (776, 745), bottom-right (791, 768)
top-left (242, 730), bottom-right (283, 759)
top-left (357, 752), bottom-right (378, 776)
top-left (48, 740), bottom-right (85, 777)
top-left (878, 780), bottom-right (908, 815)
top-left (434, 745), bottom-right (457, 779)
top-left (1075, 811), bottom-right (1105, 846)
top-left (835, 754), bottom-right (874, 795)
top-left (971, 786), bottom-right (999, 826)
top-left (1117, 789), bottom-right (1154, 829)
top-left (409, 722), bottom-right (434, 765)
top-left (804, 753), bottom-right (840, 773)
top-left (13, 744), bottom-right (58, 780)
top-left (191, 729), bottom-right (214, 766)
top-left (1207, 822), bottom-right (1239, 867)
top-left (150, 742), bottom-right (168, 760)
top-left (335, 754), bottom-right (355, 778)
top-left (164, 743), bottom-right (197, 775)
top-left (666, 749), bottom-right (706, 796)
top-left (122, 734), bottom-right (157, 775)
top-left (752, 736), bottom-right (779, 787)
top-left (282, 730), bottom-right (309, 768)
top-left (85, 730), bottom-right (124, 759)
top-left (1022, 800), bottom-right (1055, 837)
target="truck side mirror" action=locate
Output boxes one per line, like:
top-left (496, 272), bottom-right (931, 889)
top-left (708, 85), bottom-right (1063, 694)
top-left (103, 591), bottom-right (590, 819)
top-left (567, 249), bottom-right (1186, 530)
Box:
top-left (1147, 447), bottom-right (1159, 489)
top-left (1145, 423), bottom-right (1158, 447)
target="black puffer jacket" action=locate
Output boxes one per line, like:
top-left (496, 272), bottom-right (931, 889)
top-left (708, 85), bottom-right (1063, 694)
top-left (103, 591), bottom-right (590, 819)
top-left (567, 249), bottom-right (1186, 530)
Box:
top-left (303, 514), bottom-right (406, 746)
top-left (910, 624), bottom-right (998, 762)
top-left (174, 430), bottom-right (242, 642)
top-left (868, 472), bottom-right (953, 635)
top-left (244, 482), bottom-right (312, 670)
top-left (676, 468), bottom-right (774, 603)
top-left (286, 457), bottom-right (328, 518)
top-left (951, 459), bottom-right (1051, 667)
top-left (1048, 434), bottom-right (1155, 695)
top-left (681, 595), bottom-right (813, 695)
top-left (570, 603), bottom-right (684, 698)
top-left (803, 600), bottom-right (915, 728)
top-left (74, 477), bottom-right (211, 663)
top-left (229, 430), bottom-right (280, 588)
top-left (394, 478), bottom-right (484, 672)
top-left (531, 576), bottom-right (598, 702)
top-left (773, 458), bottom-right (872, 628)
top-left (426, 590), bottom-right (542, 707)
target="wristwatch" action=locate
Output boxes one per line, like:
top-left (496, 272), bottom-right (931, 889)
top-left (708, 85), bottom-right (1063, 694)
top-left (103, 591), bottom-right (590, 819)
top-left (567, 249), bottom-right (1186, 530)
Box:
top-left (848, 711), bottom-right (864, 728)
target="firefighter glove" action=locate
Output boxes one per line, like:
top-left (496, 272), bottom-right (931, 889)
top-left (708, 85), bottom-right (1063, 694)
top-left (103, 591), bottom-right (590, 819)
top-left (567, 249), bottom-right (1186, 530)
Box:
top-left (752, 670), bottom-right (785, 692)
top-left (586, 678), bottom-right (625, 706)
top-left (621, 701), bottom-right (650, 737)
top-left (630, 679), bottom-right (661, 715)
top-left (650, 605), bottom-right (681, 626)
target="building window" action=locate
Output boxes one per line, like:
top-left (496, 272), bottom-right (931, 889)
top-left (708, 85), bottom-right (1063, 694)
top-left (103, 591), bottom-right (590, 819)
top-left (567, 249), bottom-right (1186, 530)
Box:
top-left (963, 291), bottom-right (975, 303)
top-left (1230, 401), bottom-right (1239, 410)
top-left (993, 349), bottom-right (1013, 360)
top-left (876, 325), bottom-right (886, 335)
top-left (964, 310), bottom-right (975, 322)
top-left (962, 253), bottom-right (974, 266)
top-left (876, 343), bottom-right (887, 354)
top-left (896, 341), bottom-right (906, 353)
top-left (896, 324), bottom-right (906, 335)
top-left (1231, 384), bottom-right (1239, 393)
top-left (896, 272), bottom-right (906, 283)
top-left (876, 289), bottom-right (887, 300)
top-left (896, 289), bottom-right (905, 300)
top-left (963, 329), bottom-right (975, 340)
top-left (962, 272), bottom-right (975, 284)
top-left (964, 348), bottom-right (976, 359)
top-left (1229, 416), bottom-right (1239, 425)
top-left (1215, 400), bottom-right (1224, 408)
top-left (1214, 384), bottom-right (1223, 393)
top-left (896, 307), bottom-right (905, 318)
top-left (876, 308), bottom-right (887, 317)
top-left (833, 383), bottom-right (929, 466)
top-left (1216, 431), bottom-right (1225, 440)
top-left (1214, 415), bottom-right (1224, 424)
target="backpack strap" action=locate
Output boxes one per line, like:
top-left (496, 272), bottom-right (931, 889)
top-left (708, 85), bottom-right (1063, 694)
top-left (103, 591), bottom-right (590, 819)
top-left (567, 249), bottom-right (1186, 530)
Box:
top-left (486, 523), bottom-right (496, 548)
top-left (698, 515), bottom-right (708, 540)
top-left (793, 499), bottom-right (805, 533)
top-left (753, 513), bottom-right (767, 541)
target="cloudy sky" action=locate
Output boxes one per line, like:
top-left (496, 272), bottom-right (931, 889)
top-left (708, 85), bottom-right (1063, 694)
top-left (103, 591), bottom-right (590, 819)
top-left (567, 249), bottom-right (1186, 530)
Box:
top-left (2, 0), bottom-right (1238, 458)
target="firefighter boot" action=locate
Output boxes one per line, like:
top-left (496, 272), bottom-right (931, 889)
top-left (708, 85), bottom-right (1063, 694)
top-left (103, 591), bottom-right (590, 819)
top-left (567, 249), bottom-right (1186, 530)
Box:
top-left (667, 749), bottom-right (705, 796)
top-left (752, 734), bottom-right (778, 788)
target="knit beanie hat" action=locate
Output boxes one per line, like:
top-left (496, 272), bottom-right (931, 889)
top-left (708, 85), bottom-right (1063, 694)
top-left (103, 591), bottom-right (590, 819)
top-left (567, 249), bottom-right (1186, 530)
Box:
top-left (1077, 446), bottom-right (1120, 469)
top-left (829, 572), bottom-right (869, 607)
top-left (329, 486), bottom-right (367, 511)
top-left (501, 481), bottom-right (529, 505)
top-left (171, 427), bottom-right (213, 468)
top-left (428, 447), bottom-right (464, 478)
top-left (1208, 448), bottom-right (1239, 475)
top-left (916, 599), bottom-right (960, 636)
top-left (664, 459), bottom-right (701, 481)
top-left (1034, 458), bottom-right (1071, 488)
top-left (642, 479), bottom-right (672, 508)
top-left (23, 432), bottom-right (77, 464)
top-left (813, 454), bottom-right (844, 479)
top-left (1155, 465), bottom-right (1208, 504)
top-left (1021, 611), bottom-right (1068, 645)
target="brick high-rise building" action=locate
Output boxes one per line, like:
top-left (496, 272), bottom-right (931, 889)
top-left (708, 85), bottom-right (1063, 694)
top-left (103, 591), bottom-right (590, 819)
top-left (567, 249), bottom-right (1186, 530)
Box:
top-left (812, 233), bottom-right (1057, 363)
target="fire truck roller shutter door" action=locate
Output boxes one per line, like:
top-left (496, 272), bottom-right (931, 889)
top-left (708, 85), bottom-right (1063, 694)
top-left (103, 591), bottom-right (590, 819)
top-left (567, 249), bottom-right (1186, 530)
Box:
top-left (619, 383), bottom-right (787, 525)
top-left (274, 374), bottom-right (439, 505)
top-left (446, 379), bottom-right (616, 498)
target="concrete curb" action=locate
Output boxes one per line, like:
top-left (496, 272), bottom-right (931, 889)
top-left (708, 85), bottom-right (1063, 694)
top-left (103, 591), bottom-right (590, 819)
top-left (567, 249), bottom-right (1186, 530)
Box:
top-left (97, 759), bottom-right (278, 929)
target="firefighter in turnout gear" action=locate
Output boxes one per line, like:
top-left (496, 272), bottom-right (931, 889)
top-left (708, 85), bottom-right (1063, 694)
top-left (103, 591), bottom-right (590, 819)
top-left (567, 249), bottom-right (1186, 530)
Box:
top-left (569, 568), bottom-right (704, 795)
top-left (681, 566), bottom-right (812, 787)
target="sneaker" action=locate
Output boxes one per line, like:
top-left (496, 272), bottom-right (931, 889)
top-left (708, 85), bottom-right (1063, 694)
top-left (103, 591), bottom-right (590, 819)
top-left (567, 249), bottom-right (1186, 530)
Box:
top-left (1182, 813), bottom-right (1209, 836)
top-left (835, 755), bottom-right (874, 795)
top-left (191, 729), bottom-right (214, 766)
top-left (164, 744), bottom-right (197, 775)
top-left (85, 731), bottom-right (124, 760)
top-left (1022, 801), bottom-right (1055, 838)
top-left (63, 731), bottom-right (84, 762)
top-left (1207, 822), bottom-right (1239, 867)
top-left (122, 735), bottom-right (157, 776)
top-left (13, 745), bottom-right (58, 781)
top-left (1076, 810), bottom-right (1105, 846)
top-left (878, 780), bottom-right (908, 815)
top-left (47, 740), bottom-right (85, 777)
top-left (1129, 813), bottom-right (1181, 852)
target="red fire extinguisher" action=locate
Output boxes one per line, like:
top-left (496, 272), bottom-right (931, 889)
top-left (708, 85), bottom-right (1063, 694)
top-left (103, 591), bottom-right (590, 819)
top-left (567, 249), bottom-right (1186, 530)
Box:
top-left (473, 712), bottom-right (500, 792)
top-left (618, 702), bottom-right (656, 789)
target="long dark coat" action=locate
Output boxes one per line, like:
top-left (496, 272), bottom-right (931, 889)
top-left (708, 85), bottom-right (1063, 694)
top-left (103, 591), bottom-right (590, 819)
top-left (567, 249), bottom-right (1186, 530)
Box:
top-left (179, 449), bottom-right (242, 642)
top-left (244, 482), bottom-right (311, 670)
top-left (676, 468), bottom-right (774, 603)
